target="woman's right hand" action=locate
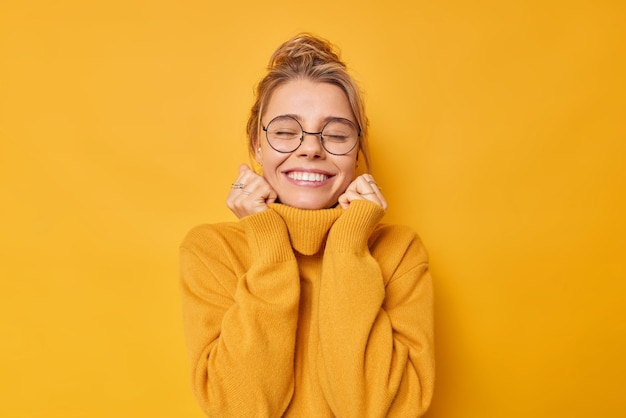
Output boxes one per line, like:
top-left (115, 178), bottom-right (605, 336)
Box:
top-left (226, 164), bottom-right (278, 219)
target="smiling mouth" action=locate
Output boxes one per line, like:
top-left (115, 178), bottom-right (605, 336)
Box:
top-left (286, 171), bottom-right (331, 182)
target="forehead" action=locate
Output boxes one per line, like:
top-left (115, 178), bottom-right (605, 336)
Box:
top-left (264, 79), bottom-right (354, 122)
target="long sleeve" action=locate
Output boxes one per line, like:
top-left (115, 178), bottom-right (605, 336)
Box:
top-left (179, 209), bottom-right (300, 417)
top-left (317, 200), bottom-right (435, 418)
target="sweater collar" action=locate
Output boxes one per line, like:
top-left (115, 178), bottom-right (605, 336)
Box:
top-left (269, 203), bottom-right (343, 256)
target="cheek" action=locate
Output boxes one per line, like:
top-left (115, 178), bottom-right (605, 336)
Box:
top-left (339, 156), bottom-right (357, 180)
top-left (334, 162), bottom-right (356, 193)
top-left (261, 153), bottom-right (288, 180)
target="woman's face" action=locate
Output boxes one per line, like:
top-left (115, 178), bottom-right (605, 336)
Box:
top-left (255, 79), bottom-right (359, 210)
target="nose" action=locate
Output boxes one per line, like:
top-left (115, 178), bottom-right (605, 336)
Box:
top-left (296, 131), bottom-right (325, 158)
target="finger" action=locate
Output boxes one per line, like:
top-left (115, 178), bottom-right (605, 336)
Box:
top-left (341, 175), bottom-right (387, 210)
top-left (337, 177), bottom-right (360, 208)
top-left (238, 163), bottom-right (253, 176)
top-left (231, 164), bottom-right (253, 187)
top-left (227, 165), bottom-right (277, 218)
top-left (338, 177), bottom-right (369, 207)
top-left (265, 188), bottom-right (278, 204)
top-left (361, 174), bottom-right (383, 197)
top-left (338, 192), bottom-right (350, 209)
top-left (340, 188), bottom-right (382, 209)
top-left (230, 164), bottom-right (262, 194)
top-left (361, 174), bottom-right (387, 210)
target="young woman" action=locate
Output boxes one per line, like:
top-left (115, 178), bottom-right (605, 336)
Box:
top-left (180, 33), bottom-right (434, 417)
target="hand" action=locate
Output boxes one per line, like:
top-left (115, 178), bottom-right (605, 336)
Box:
top-left (337, 174), bottom-right (387, 210)
top-left (226, 164), bottom-right (278, 218)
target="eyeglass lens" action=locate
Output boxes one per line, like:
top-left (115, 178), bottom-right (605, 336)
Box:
top-left (265, 116), bottom-right (358, 155)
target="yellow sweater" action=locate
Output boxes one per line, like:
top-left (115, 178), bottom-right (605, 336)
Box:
top-left (180, 200), bottom-right (434, 417)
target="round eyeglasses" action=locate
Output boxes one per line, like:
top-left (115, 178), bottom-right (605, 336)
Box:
top-left (262, 115), bottom-right (360, 155)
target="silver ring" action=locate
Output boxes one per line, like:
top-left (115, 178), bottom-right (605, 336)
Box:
top-left (231, 182), bottom-right (246, 189)
top-left (367, 180), bottom-right (382, 190)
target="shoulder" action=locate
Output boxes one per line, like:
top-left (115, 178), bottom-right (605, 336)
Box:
top-left (369, 223), bottom-right (429, 279)
top-left (180, 221), bottom-right (247, 261)
top-left (179, 222), bottom-right (249, 296)
top-left (370, 223), bottom-right (427, 253)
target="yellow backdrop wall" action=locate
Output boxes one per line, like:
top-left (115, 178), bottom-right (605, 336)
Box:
top-left (1, 0), bottom-right (625, 417)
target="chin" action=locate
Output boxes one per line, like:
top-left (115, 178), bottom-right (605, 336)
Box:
top-left (280, 195), bottom-right (337, 210)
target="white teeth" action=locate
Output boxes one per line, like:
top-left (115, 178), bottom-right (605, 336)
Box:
top-left (287, 172), bottom-right (329, 182)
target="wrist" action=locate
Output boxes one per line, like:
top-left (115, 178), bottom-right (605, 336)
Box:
top-left (241, 209), bottom-right (294, 263)
top-left (327, 200), bottom-right (385, 253)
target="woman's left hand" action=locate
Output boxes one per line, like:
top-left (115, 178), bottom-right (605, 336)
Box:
top-left (337, 174), bottom-right (387, 210)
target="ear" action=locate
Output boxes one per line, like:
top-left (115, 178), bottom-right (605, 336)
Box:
top-left (253, 138), bottom-right (263, 164)
top-left (354, 150), bottom-right (365, 176)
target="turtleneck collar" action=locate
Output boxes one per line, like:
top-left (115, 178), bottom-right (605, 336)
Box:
top-left (269, 203), bottom-right (344, 256)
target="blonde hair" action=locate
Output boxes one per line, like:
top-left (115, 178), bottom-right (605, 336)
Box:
top-left (246, 33), bottom-right (370, 170)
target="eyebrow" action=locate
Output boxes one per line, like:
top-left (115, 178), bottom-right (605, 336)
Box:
top-left (277, 113), bottom-right (355, 126)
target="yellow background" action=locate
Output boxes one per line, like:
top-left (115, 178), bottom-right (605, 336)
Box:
top-left (1, 0), bottom-right (625, 417)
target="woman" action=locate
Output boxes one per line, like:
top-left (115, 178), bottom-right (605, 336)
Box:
top-left (180, 33), bottom-right (434, 417)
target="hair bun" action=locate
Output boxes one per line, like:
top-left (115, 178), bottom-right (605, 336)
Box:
top-left (269, 33), bottom-right (346, 70)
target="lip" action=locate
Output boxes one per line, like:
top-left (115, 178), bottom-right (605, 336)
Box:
top-left (282, 168), bottom-right (335, 187)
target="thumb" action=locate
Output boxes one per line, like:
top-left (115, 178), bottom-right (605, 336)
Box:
top-left (337, 193), bottom-right (350, 209)
top-left (266, 189), bottom-right (278, 205)
top-left (238, 163), bottom-right (251, 175)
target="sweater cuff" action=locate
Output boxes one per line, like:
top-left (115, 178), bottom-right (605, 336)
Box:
top-left (326, 200), bottom-right (385, 253)
top-left (240, 208), bottom-right (295, 264)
